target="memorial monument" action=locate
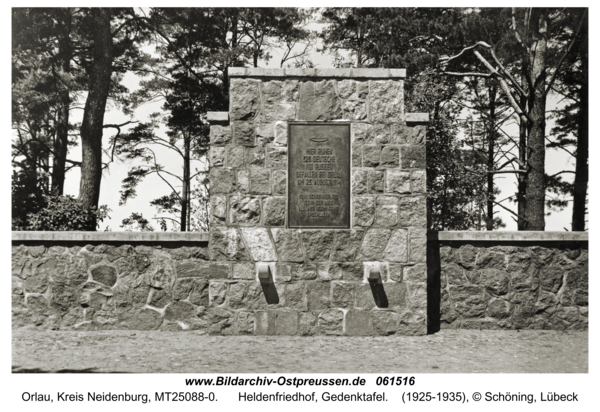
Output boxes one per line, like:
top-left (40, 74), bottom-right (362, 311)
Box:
top-left (206, 67), bottom-right (430, 335)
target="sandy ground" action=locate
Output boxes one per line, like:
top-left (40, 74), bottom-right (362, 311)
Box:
top-left (12, 329), bottom-right (587, 373)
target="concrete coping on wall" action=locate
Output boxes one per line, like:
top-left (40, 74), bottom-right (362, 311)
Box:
top-left (430, 231), bottom-right (588, 242)
top-left (228, 67), bottom-right (407, 79)
top-left (12, 231), bottom-right (210, 243)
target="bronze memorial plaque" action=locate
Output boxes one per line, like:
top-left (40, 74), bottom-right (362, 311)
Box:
top-left (288, 123), bottom-right (350, 228)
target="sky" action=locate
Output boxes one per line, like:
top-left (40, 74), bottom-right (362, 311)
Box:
top-left (27, 10), bottom-right (584, 232)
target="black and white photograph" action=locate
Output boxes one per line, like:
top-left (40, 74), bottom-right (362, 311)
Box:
top-left (9, 4), bottom-right (593, 411)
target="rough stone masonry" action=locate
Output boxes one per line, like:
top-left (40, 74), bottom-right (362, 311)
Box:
top-left (11, 68), bottom-right (587, 335)
top-left (206, 68), bottom-right (429, 336)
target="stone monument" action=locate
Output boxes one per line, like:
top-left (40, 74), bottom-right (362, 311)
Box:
top-left (206, 67), bottom-right (430, 335)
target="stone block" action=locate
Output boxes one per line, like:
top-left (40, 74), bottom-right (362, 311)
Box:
top-left (389, 264), bottom-right (403, 282)
top-left (229, 196), bottom-right (261, 225)
top-left (121, 308), bottom-right (163, 331)
top-left (210, 196), bottom-right (227, 225)
top-left (340, 262), bottom-right (364, 281)
top-left (358, 229), bottom-right (392, 261)
top-left (209, 227), bottom-right (250, 261)
top-left (299, 311), bottom-right (317, 336)
top-left (331, 229), bottom-right (364, 261)
top-left (255, 311), bottom-right (276, 335)
top-left (208, 307), bottom-right (235, 335)
top-left (50, 284), bottom-right (78, 312)
top-left (230, 79), bottom-right (260, 120)
top-left (344, 99), bottom-right (367, 120)
top-left (318, 308), bottom-right (344, 335)
top-left (237, 170), bottom-right (250, 194)
top-left (266, 145), bottom-right (287, 169)
top-left (406, 282), bottom-right (427, 310)
top-left (246, 145), bottom-right (266, 167)
top-left (209, 125), bottom-right (232, 144)
top-left (235, 311), bottom-right (255, 335)
top-left (476, 250), bottom-right (507, 270)
top-left (271, 229), bottom-right (304, 262)
top-left (352, 170), bottom-right (368, 194)
top-left (398, 196), bottom-right (426, 227)
top-left (189, 279), bottom-right (209, 306)
top-left (369, 80), bottom-right (404, 124)
top-left (368, 170), bottom-right (384, 193)
top-left (173, 278), bottom-right (194, 301)
top-left (352, 146), bottom-right (362, 167)
top-left (263, 197), bottom-right (286, 226)
top-left (274, 262), bottom-right (293, 282)
top-left (301, 230), bottom-right (334, 261)
top-left (255, 122), bottom-right (274, 145)
top-left (397, 309), bottom-right (427, 336)
top-left (226, 145), bottom-right (245, 168)
top-left (210, 146), bottom-right (224, 168)
top-left (285, 283), bottom-right (307, 310)
top-left (207, 111), bottom-right (229, 123)
top-left (282, 80), bottom-right (300, 101)
top-left (164, 301), bottom-right (195, 321)
top-left (24, 269), bottom-right (49, 294)
top-left (265, 102), bottom-right (296, 122)
top-left (409, 228), bottom-right (427, 263)
top-left (381, 229), bottom-right (408, 262)
top-left (448, 285), bottom-right (486, 318)
top-left (240, 227), bottom-right (277, 261)
top-left (400, 145), bottom-right (425, 169)
top-left (276, 311), bottom-right (298, 335)
top-left (353, 197), bottom-right (375, 227)
top-left (316, 262), bottom-right (340, 281)
top-left (297, 80), bottom-right (342, 121)
top-left (381, 146), bottom-right (399, 167)
top-left (371, 310), bottom-right (398, 335)
top-left (355, 284), bottom-right (376, 310)
top-left (403, 263), bottom-right (426, 283)
top-left (233, 121), bottom-right (256, 146)
top-left (487, 297), bottom-right (512, 319)
top-left (407, 125), bottom-right (426, 144)
top-left (411, 170), bottom-right (426, 192)
top-left (481, 268), bottom-right (510, 295)
top-left (291, 264), bottom-right (316, 281)
top-left (274, 121), bottom-right (288, 145)
top-left (209, 282), bottom-right (227, 306)
top-left (249, 168), bottom-right (270, 194)
top-left (231, 262), bottom-right (255, 280)
top-left (306, 282), bottom-right (331, 310)
top-left (363, 145), bottom-right (381, 167)
top-left (332, 282), bottom-right (354, 308)
top-left (337, 79), bottom-right (356, 98)
top-left (385, 282), bottom-right (408, 308)
top-left (375, 195), bottom-right (398, 226)
top-left (272, 170), bottom-right (286, 195)
top-left (49, 257), bottom-right (89, 287)
top-left (345, 310), bottom-right (372, 336)
top-left (351, 123), bottom-right (371, 145)
top-left (386, 170), bottom-right (411, 193)
top-left (226, 282), bottom-right (248, 309)
top-left (210, 168), bottom-right (236, 195)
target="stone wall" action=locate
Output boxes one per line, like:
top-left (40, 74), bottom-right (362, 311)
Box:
top-left (206, 68), bottom-right (429, 336)
top-left (428, 232), bottom-right (588, 332)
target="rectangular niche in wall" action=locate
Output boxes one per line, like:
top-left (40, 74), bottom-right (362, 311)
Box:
top-left (288, 122), bottom-right (350, 229)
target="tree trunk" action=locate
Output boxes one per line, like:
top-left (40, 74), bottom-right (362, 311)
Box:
top-left (181, 131), bottom-right (190, 231)
top-left (78, 8), bottom-right (112, 223)
top-left (486, 81), bottom-right (496, 230)
top-left (516, 69), bottom-right (528, 230)
top-left (523, 11), bottom-right (548, 231)
top-left (52, 9), bottom-right (72, 196)
top-left (572, 45), bottom-right (588, 231)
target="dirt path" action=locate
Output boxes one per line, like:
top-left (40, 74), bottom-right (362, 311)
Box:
top-left (12, 329), bottom-right (587, 373)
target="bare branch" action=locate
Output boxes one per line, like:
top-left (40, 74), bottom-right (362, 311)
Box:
top-left (544, 10), bottom-right (587, 96)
